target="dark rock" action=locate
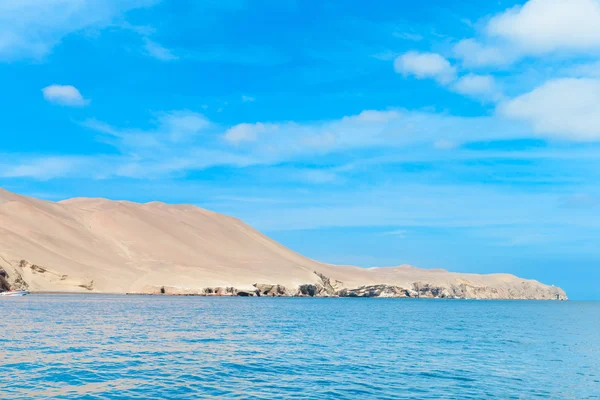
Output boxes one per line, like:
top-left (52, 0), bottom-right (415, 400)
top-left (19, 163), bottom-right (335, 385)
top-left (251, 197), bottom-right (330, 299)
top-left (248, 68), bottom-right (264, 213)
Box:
top-left (297, 284), bottom-right (320, 297)
top-left (30, 264), bottom-right (47, 273)
top-left (0, 268), bottom-right (10, 291)
top-left (237, 290), bottom-right (258, 297)
top-left (2, 262), bottom-right (29, 291)
top-left (78, 280), bottom-right (94, 291)
top-left (254, 283), bottom-right (289, 296)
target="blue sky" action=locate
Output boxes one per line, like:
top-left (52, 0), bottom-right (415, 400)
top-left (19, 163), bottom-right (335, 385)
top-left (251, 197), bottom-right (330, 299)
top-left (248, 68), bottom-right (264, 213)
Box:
top-left (1, 0), bottom-right (600, 299)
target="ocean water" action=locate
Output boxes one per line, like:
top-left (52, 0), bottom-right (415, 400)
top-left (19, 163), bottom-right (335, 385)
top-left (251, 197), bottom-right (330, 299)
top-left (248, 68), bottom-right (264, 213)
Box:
top-left (1, 296), bottom-right (599, 399)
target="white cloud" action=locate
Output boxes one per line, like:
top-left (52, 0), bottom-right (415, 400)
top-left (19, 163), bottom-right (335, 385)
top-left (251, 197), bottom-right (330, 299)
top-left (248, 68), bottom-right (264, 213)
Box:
top-left (42, 84), bottom-right (88, 107)
top-left (487, 0), bottom-right (600, 54)
top-left (0, 0), bottom-right (156, 60)
top-left (241, 95), bottom-right (255, 102)
top-left (394, 52), bottom-right (456, 84)
top-left (452, 0), bottom-right (600, 67)
top-left (394, 49), bottom-right (502, 101)
top-left (453, 39), bottom-right (514, 67)
top-left (499, 78), bottom-right (600, 140)
top-left (452, 74), bottom-right (501, 101)
top-left (143, 37), bottom-right (178, 61)
top-left (224, 122), bottom-right (279, 144)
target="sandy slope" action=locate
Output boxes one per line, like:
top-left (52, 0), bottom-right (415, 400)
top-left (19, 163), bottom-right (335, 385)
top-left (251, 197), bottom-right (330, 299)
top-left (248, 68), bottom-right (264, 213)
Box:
top-left (0, 188), bottom-right (567, 299)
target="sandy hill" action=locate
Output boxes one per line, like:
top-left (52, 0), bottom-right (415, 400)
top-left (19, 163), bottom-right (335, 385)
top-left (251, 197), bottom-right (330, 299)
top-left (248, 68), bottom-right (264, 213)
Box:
top-left (0, 188), bottom-right (566, 299)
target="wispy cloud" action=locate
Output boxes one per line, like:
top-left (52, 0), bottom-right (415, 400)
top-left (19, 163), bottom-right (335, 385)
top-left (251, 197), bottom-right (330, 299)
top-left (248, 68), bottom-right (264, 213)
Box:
top-left (227, 183), bottom-right (600, 232)
top-left (0, 156), bottom-right (100, 180)
top-left (82, 110), bottom-right (213, 151)
top-left (6, 98), bottom-right (597, 185)
top-left (221, 109), bottom-right (524, 160)
top-left (0, 0), bottom-right (157, 60)
top-left (143, 37), bottom-right (179, 61)
top-left (393, 31), bottom-right (423, 41)
top-left (41, 107), bottom-right (538, 181)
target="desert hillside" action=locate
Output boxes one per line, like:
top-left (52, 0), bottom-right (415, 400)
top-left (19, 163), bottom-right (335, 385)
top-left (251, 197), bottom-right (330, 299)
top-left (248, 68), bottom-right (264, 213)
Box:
top-left (0, 188), bottom-right (566, 299)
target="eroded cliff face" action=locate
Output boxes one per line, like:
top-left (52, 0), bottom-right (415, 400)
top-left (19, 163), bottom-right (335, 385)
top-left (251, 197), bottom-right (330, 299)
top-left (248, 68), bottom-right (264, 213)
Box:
top-left (0, 262), bottom-right (29, 292)
top-left (127, 271), bottom-right (568, 300)
top-left (0, 259), bottom-right (91, 293)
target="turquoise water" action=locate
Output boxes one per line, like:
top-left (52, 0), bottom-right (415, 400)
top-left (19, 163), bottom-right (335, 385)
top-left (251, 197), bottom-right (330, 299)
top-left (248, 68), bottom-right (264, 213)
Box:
top-left (1, 296), bottom-right (599, 399)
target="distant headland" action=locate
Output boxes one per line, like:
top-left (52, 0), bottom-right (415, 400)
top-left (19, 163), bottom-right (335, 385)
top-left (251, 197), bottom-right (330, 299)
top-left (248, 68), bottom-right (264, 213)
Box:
top-left (0, 188), bottom-right (567, 300)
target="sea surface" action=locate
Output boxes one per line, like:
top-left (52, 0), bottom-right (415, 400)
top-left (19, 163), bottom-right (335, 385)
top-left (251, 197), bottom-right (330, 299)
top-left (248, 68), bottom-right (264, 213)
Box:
top-left (1, 295), bottom-right (599, 399)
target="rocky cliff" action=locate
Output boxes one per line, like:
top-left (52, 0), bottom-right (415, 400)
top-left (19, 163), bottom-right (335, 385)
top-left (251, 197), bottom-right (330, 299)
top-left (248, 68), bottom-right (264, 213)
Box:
top-left (130, 271), bottom-right (566, 300)
top-left (0, 188), bottom-right (567, 300)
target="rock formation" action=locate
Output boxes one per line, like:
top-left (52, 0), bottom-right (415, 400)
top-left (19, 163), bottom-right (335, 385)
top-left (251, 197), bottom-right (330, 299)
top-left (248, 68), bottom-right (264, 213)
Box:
top-left (0, 267), bottom-right (11, 291)
top-left (0, 188), bottom-right (567, 300)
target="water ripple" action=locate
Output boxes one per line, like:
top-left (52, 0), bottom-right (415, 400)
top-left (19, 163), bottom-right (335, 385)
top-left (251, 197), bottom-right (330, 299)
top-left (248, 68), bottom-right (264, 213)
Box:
top-left (1, 296), bottom-right (599, 399)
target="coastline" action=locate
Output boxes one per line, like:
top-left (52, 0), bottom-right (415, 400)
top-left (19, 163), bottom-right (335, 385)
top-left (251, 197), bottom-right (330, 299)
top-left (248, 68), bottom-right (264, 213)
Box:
top-left (22, 287), bottom-right (567, 300)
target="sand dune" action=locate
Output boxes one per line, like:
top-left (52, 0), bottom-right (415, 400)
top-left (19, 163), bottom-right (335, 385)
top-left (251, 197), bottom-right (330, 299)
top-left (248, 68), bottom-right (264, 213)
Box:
top-left (0, 188), bottom-right (566, 299)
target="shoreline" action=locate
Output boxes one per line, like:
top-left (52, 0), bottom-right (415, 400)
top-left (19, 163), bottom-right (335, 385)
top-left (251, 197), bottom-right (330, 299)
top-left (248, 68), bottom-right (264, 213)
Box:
top-left (18, 291), bottom-right (569, 300)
